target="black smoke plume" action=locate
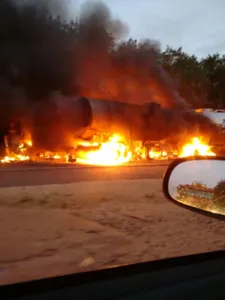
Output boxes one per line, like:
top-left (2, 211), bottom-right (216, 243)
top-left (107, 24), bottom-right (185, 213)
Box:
top-left (0, 0), bottom-right (216, 150)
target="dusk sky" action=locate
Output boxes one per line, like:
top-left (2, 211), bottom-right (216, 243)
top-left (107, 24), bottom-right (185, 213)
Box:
top-left (70, 0), bottom-right (225, 58)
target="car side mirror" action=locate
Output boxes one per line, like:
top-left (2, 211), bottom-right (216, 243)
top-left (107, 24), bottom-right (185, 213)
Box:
top-left (163, 157), bottom-right (225, 219)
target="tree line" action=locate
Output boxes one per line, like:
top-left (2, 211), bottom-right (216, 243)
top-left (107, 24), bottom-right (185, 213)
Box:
top-left (0, 0), bottom-right (225, 109)
top-left (161, 47), bottom-right (225, 109)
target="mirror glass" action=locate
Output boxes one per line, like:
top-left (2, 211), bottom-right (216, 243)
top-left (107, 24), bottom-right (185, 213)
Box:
top-left (168, 159), bottom-right (225, 216)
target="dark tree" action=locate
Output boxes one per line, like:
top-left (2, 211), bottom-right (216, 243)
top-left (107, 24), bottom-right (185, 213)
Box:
top-left (214, 180), bottom-right (225, 198)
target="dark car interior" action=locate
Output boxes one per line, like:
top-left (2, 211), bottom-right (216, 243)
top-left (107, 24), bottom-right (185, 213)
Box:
top-left (2, 249), bottom-right (225, 300)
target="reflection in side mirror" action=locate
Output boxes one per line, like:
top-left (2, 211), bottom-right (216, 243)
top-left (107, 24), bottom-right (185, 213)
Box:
top-left (163, 157), bottom-right (225, 218)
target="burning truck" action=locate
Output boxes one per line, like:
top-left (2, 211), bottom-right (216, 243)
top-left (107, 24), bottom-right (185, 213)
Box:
top-left (0, 96), bottom-right (217, 165)
top-left (176, 182), bottom-right (215, 210)
top-left (177, 182), bottom-right (215, 201)
top-left (0, 0), bottom-right (221, 166)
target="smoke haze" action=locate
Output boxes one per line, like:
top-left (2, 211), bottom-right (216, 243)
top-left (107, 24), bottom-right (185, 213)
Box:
top-left (0, 0), bottom-right (216, 149)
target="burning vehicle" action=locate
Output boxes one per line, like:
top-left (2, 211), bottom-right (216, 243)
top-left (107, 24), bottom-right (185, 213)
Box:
top-left (0, 96), bottom-right (217, 166)
top-left (177, 182), bottom-right (215, 201)
top-left (176, 182), bottom-right (215, 210)
top-left (0, 0), bottom-right (220, 166)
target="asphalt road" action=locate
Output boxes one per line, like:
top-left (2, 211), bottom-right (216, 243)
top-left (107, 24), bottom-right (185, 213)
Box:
top-left (0, 162), bottom-right (169, 187)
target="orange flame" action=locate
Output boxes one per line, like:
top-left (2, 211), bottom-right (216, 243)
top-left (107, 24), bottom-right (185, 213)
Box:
top-left (53, 154), bottom-right (62, 159)
top-left (1, 154), bottom-right (30, 163)
top-left (0, 138), bottom-right (32, 163)
top-left (25, 139), bottom-right (33, 147)
top-left (180, 137), bottom-right (216, 157)
top-left (149, 150), bottom-right (168, 159)
top-left (76, 134), bottom-right (132, 166)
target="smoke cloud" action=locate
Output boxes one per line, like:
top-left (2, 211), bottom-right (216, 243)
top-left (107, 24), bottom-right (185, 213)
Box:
top-left (0, 0), bottom-right (216, 149)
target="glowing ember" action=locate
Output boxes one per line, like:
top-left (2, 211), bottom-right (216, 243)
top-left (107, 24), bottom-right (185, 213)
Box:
top-left (180, 137), bottom-right (216, 157)
top-left (25, 140), bottom-right (33, 147)
top-left (1, 154), bottom-right (30, 163)
top-left (149, 148), bottom-right (168, 159)
top-left (53, 155), bottom-right (62, 159)
top-left (1, 156), bottom-right (16, 163)
top-left (1, 136), bottom-right (32, 163)
top-left (76, 134), bottom-right (132, 166)
top-left (149, 149), bottom-right (161, 159)
top-left (132, 146), bottom-right (146, 161)
top-left (17, 154), bottom-right (30, 161)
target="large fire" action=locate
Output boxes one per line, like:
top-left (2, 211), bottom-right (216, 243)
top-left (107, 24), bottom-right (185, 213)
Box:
top-left (180, 137), bottom-right (216, 157)
top-left (0, 132), bottom-right (216, 165)
top-left (0, 139), bottom-right (32, 163)
top-left (75, 134), bottom-right (132, 166)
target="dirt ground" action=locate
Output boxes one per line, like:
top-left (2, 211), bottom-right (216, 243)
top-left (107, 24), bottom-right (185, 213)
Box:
top-left (1, 179), bottom-right (225, 285)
